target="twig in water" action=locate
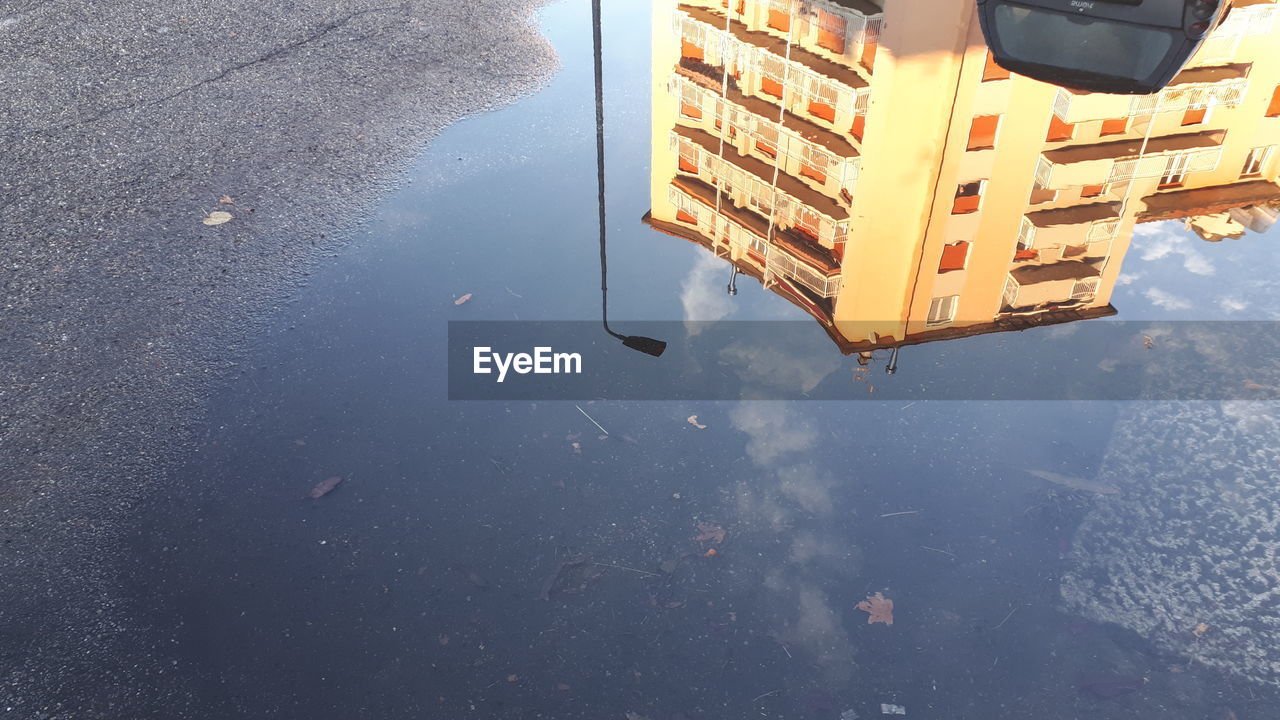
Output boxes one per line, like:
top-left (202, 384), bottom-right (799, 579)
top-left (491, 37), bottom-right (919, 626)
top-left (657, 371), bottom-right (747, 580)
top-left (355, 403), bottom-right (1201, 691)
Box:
top-left (751, 689), bottom-right (781, 703)
top-left (900, 402), bottom-right (917, 410)
top-left (993, 604), bottom-right (1022, 630)
top-left (780, 643), bottom-right (792, 659)
top-left (592, 562), bottom-right (657, 577)
top-left (576, 405), bottom-right (608, 435)
top-left (879, 510), bottom-right (919, 518)
top-left (920, 545), bottom-right (956, 558)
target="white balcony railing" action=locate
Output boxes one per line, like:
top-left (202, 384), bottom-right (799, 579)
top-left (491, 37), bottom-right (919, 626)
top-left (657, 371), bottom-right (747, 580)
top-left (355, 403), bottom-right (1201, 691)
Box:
top-left (672, 131), bottom-right (851, 246)
top-left (674, 10), bottom-right (871, 121)
top-left (765, 248), bottom-right (843, 298)
top-left (1053, 76), bottom-right (1249, 122)
top-left (1106, 147), bottom-right (1223, 184)
top-left (670, 74), bottom-right (861, 193)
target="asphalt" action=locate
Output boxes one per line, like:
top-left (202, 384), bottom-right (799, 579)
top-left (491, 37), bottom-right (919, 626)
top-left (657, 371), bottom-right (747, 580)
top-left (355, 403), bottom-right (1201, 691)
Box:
top-left (0, 1), bottom-right (555, 715)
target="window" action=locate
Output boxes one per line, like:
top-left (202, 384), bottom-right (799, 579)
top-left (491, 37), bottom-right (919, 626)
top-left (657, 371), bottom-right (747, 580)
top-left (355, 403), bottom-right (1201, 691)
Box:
top-left (1267, 85), bottom-right (1280, 118)
top-left (816, 10), bottom-right (848, 54)
top-left (952, 181), bottom-right (985, 214)
top-left (982, 51), bottom-right (1010, 82)
top-left (1046, 114), bottom-right (1074, 142)
top-left (850, 114), bottom-right (866, 142)
top-left (1181, 106), bottom-right (1208, 126)
top-left (927, 295), bottom-right (959, 325)
top-left (1100, 118), bottom-right (1128, 136)
top-left (1080, 183), bottom-right (1107, 198)
top-left (1159, 154), bottom-right (1190, 188)
top-left (967, 115), bottom-right (1001, 151)
top-left (1242, 145), bottom-right (1275, 177)
top-left (800, 145), bottom-right (829, 184)
top-left (679, 83), bottom-right (703, 120)
top-left (767, 0), bottom-right (791, 32)
top-left (938, 242), bottom-right (970, 273)
top-left (1029, 180), bottom-right (1056, 204)
top-left (673, 191), bottom-right (700, 225)
top-left (754, 124), bottom-right (779, 158)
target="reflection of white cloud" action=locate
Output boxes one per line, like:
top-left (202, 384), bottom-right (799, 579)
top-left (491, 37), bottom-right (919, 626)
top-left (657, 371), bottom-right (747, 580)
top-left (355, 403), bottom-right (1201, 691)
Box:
top-left (728, 402), bottom-right (816, 465)
top-left (1136, 223), bottom-right (1215, 276)
top-left (777, 464), bottom-right (834, 514)
top-left (1218, 296), bottom-right (1249, 313)
top-left (720, 341), bottom-right (841, 394)
top-left (1144, 287), bottom-right (1192, 311)
top-left (680, 253), bottom-right (736, 336)
top-left (1116, 272), bottom-right (1143, 287)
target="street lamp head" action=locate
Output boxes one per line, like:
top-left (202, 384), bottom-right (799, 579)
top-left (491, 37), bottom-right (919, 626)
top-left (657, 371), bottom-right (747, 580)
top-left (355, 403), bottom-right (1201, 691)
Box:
top-left (621, 334), bottom-right (667, 357)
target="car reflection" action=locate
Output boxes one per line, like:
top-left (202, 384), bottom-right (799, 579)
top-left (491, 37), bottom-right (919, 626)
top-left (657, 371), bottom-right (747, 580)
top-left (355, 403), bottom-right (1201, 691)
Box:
top-left (644, 0), bottom-right (1280, 358)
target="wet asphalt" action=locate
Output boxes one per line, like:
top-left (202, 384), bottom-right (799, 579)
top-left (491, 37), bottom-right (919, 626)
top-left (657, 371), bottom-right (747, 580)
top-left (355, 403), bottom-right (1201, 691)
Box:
top-left (0, 1), bottom-right (555, 715)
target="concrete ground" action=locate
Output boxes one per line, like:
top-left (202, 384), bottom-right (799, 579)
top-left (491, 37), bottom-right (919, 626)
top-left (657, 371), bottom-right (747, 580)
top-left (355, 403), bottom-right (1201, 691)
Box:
top-left (0, 1), bottom-right (555, 715)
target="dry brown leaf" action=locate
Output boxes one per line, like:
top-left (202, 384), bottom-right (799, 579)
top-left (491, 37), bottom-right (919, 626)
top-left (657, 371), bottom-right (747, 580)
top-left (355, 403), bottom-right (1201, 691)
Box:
top-left (202, 211), bottom-right (233, 226)
top-left (218, 195), bottom-right (235, 205)
top-left (856, 592), bottom-right (894, 625)
top-left (453, 293), bottom-right (472, 306)
top-left (695, 522), bottom-right (725, 544)
top-left (687, 415), bottom-right (707, 429)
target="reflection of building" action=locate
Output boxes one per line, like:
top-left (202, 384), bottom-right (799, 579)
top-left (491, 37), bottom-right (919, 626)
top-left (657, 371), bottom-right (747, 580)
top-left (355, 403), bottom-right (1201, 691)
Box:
top-left (644, 0), bottom-right (1280, 353)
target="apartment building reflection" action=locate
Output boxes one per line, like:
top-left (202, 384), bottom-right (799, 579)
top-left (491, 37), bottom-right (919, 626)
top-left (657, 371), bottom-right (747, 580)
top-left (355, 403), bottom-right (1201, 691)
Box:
top-left (644, 0), bottom-right (1280, 353)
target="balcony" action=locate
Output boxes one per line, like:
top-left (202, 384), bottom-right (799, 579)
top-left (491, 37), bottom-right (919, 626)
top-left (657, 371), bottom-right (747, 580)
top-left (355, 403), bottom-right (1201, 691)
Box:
top-left (666, 180), bottom-right (843, 298)
top-left (1051, 64), bottom-right (1250, 123)
top-left (1034, 130), bottom-right (1225, 189)
top-left (670, 73), bottom-right (861, 193)
top-left (1192, 0), bottom-right (1279, 63)
top-left (671, 128), bottom-right (851, 246)
top-left (674, 6), bottom-right (872, 121)
top-left (1018, 202), bottom-right (1122, 252)
top-left (1002, 262), bottom-right (1103, 311)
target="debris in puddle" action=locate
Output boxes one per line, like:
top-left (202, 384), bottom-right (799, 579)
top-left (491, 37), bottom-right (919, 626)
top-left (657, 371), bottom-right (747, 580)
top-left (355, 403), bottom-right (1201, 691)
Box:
top-left (1025, 469), bottom-right (1119, 495)
top-left (453, 293), bottom-right (473, 305)
top-left (695, 522), bottom-right (725, 544)
top-left (555, 683), bottom-right (571, 691)
top-left (539, 554), bottom-right (590, 600)
top-left (506, 674), bottom-right (518, 682)
top-left (449, 563), bottom-right (491, 589)
top-left (292, 439), bottom-right (306, 447)
top-left (703, 548), bottom-right (717, 558)
top-left (841, 710), bottom-right (860, 720)
top-left (624, 713), bottom-right (653, 720)
top-left (857, 592), bottom-right (895, 625)
top-left (218, 195), bottom-right (235, 205)
top-left (202, 210), bottom-right (234, 226)
top-left (570, 442), bottom-right (582, 455)
top-left (575, 405), bottom-right (609, 435)
top-left (1193, 622), bottom-right (1210, 637)
top-left (307, 475), bottom-right (343, 499)
top-left (878, 510), bottom-right (918, 518)
top-left (686, 415), bottom-right (707, 429)
top-left (880, 703), bottom-right (906, 715)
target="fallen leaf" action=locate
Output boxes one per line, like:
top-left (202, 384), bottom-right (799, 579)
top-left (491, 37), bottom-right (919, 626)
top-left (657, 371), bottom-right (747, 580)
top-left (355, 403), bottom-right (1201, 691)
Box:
top-left (556, 683), bottom-right (571, 691)
top-left (1193, 622), bottom-right (1209, 637)
top-left (506, 674), bottom-right (518, 682)
top-left (307, 475), bottom-right (343, 499)
top-left (218, 195), bottom-right (235, 205)
top-left (856, 592), bottom-right (894, 625)
top-left (202, 211), bottom-right (234, 226)
top-left (687, 415), bottom-right (707, 429)
top-left (695, 522), bottom-right (725, 544)
top-left (453, 293), bottom-right (472, 306)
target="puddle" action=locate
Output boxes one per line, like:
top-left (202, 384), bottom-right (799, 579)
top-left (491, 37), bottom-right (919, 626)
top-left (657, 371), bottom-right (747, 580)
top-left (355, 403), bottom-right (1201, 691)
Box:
top-left (120, 0), bottom-right (1280, 717)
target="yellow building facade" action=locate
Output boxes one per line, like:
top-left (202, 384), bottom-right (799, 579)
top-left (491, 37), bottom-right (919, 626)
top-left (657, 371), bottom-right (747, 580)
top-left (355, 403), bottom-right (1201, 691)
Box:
top-left (646, 0), bottom-right (1280, 352)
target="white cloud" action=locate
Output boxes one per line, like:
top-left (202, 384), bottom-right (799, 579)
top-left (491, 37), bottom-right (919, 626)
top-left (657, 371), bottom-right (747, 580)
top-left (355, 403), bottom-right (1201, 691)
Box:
top-left (1135, 223), bottom-right (1215, 276)
top-left (1144, 287), bottom-right (1191, 310)
top-left (1218, 296), bottom-right (1249, 313)
top-left (1116, 272), bottom-right (1143, 287)
top-left (679, 253), bottom-right (737, 335)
